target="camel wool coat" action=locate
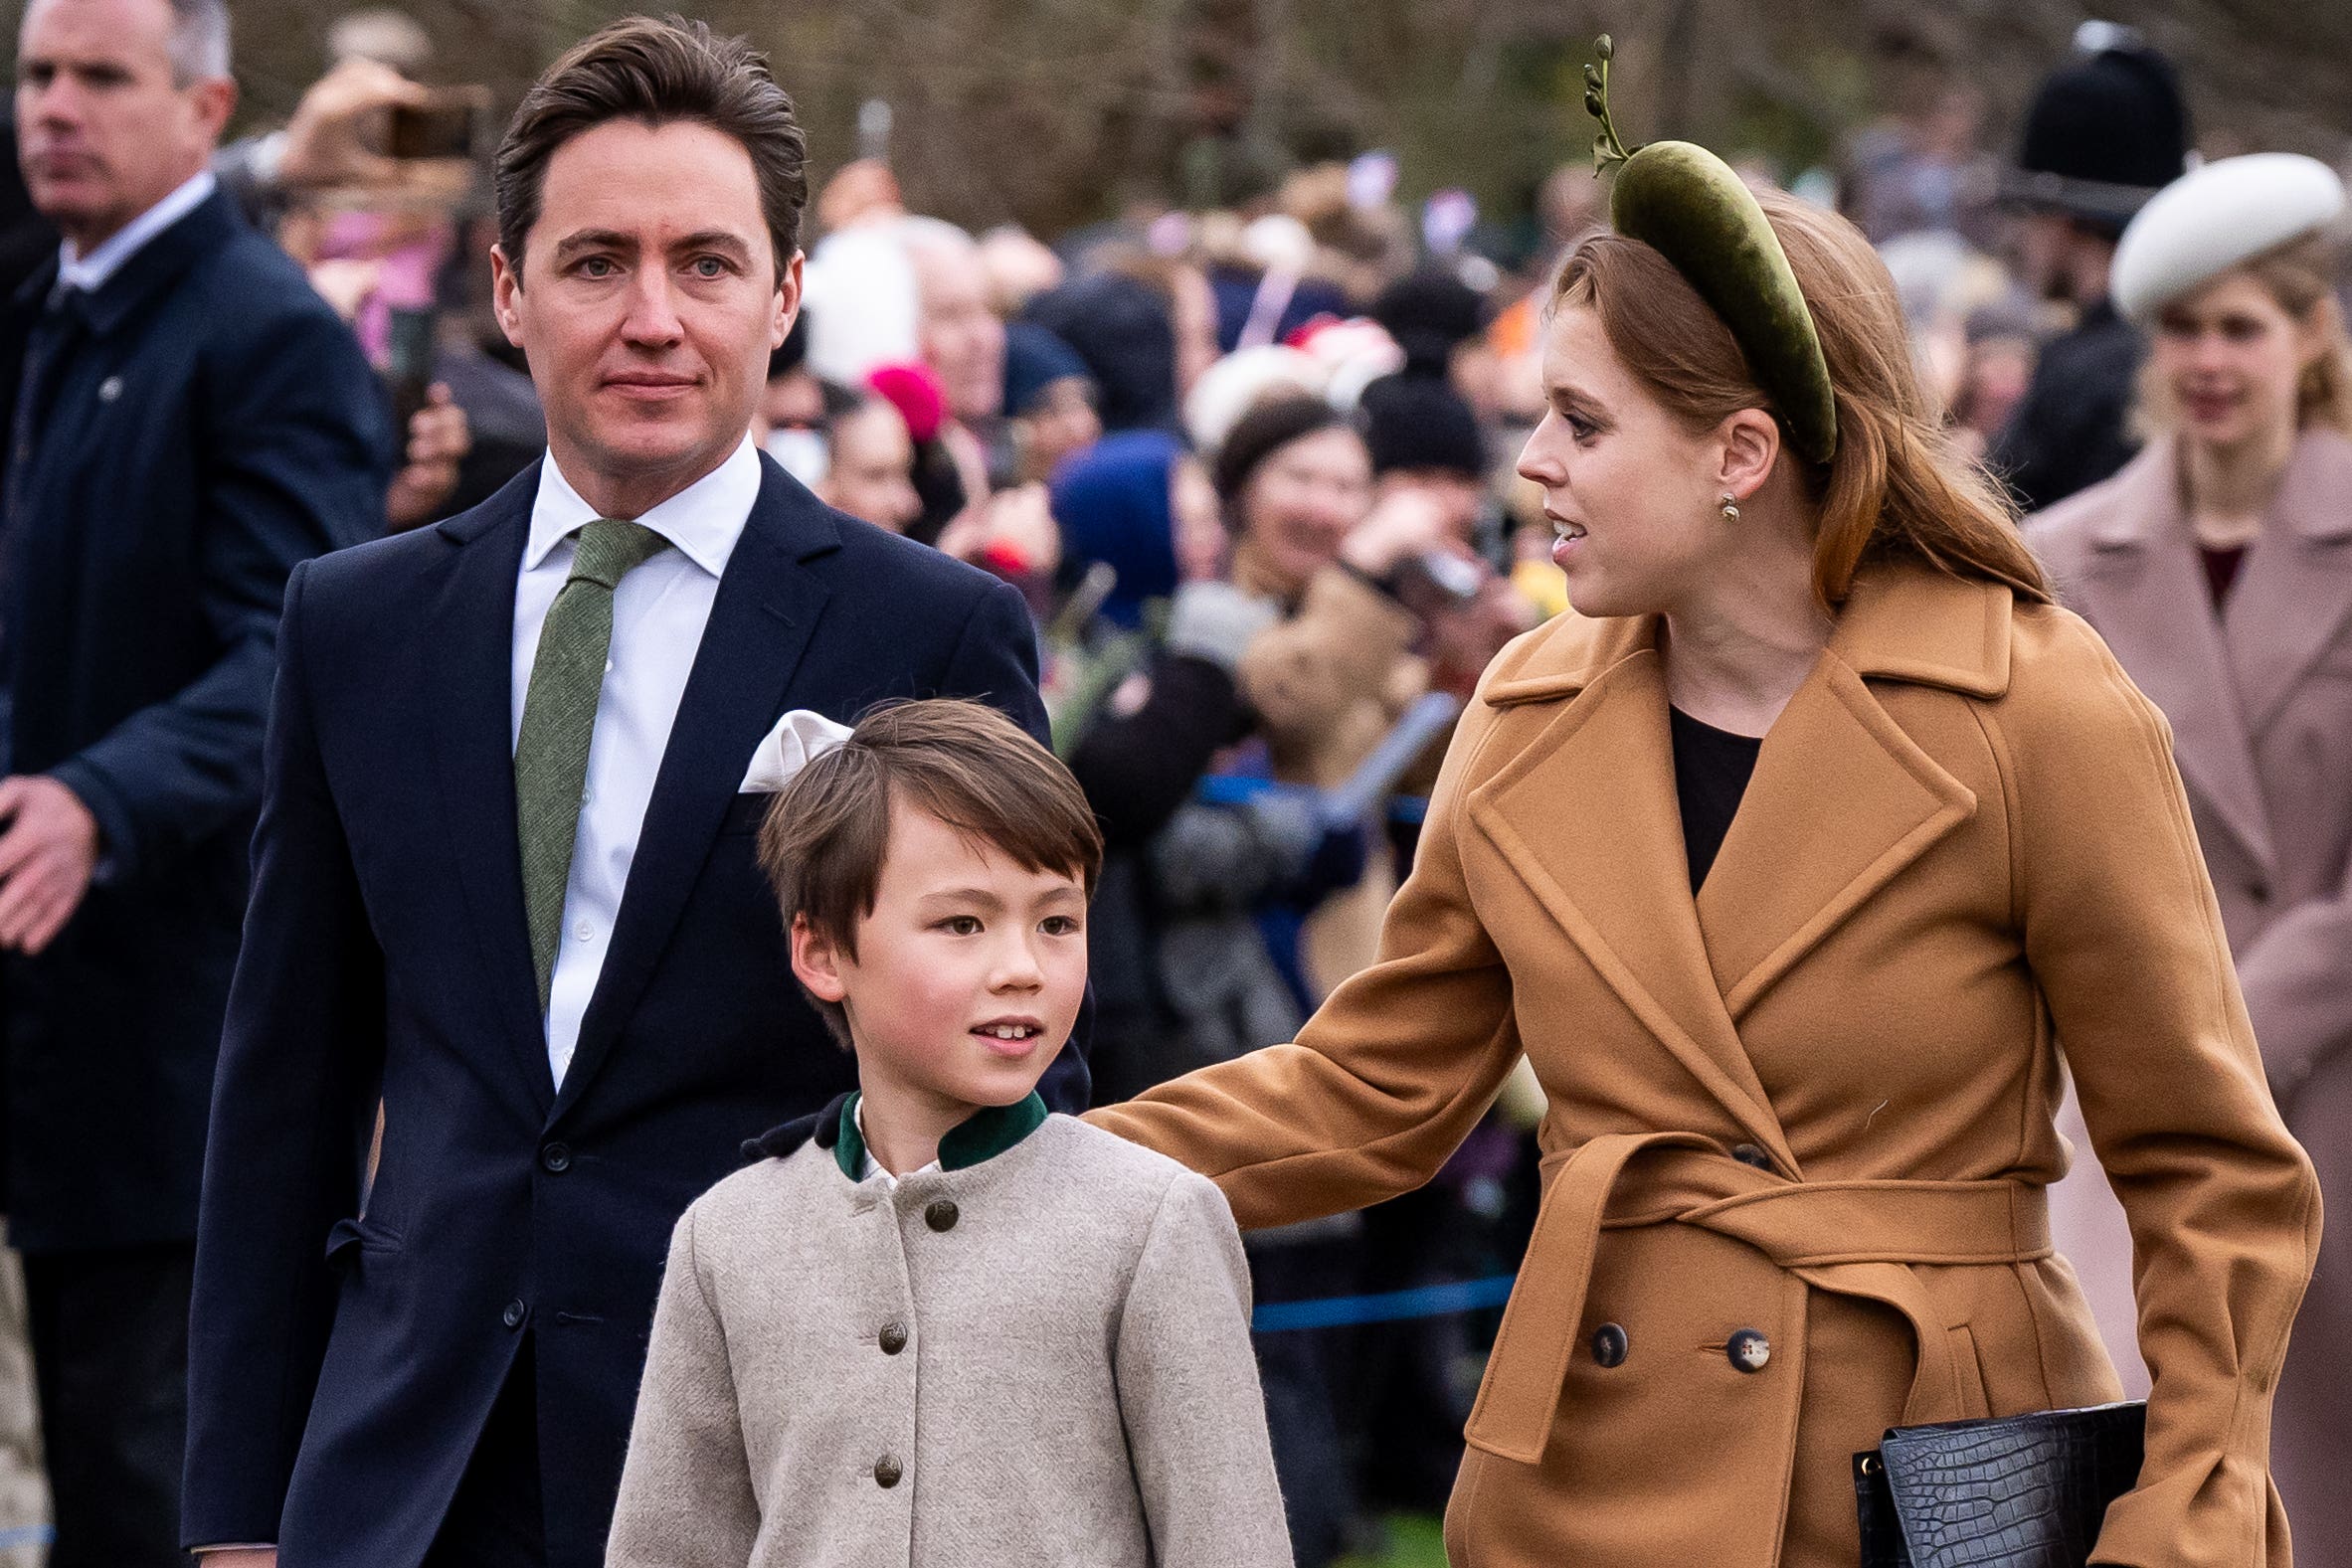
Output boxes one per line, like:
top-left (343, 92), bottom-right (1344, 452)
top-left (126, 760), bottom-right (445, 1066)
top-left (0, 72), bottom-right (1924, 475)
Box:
top-left (2029, 432), bottom-right (2352, 1568)
top-left (1086, 563), bottom-right (2320, 1568)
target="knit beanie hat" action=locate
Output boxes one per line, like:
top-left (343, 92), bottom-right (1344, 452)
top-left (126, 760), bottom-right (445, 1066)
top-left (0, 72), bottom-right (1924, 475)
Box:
top-left (1001, 321), bottom-right (1094, 417)
top-left (1024, 273), bottom-right (1180, 433)
top-left (1210, 393), bottom-right (1352, 503)
top-left (1048, 430), bottom-right (1186, 627)
top-left (1370, 266), bottom-right (1491, 377)
top-left (1359, 374), bottom-right (1486, 479)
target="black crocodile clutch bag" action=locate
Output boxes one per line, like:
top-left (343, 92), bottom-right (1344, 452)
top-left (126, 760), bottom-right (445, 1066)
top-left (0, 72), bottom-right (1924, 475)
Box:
top-left (1854, 1401), bottom-right (2146, 1568)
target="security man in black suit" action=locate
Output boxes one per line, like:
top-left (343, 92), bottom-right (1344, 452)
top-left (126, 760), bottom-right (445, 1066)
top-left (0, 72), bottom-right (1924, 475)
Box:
top-left (0, 0), bottom-right (394, 1562)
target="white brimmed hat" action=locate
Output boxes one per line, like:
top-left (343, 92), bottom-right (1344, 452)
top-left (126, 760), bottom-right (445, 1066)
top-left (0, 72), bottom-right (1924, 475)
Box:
top-left (2111, 153), bottom-right (2347, 326)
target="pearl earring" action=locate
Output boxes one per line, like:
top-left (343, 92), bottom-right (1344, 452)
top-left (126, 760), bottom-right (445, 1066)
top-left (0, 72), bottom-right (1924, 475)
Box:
top-left (1719, 492), bottom-right (1739, 523)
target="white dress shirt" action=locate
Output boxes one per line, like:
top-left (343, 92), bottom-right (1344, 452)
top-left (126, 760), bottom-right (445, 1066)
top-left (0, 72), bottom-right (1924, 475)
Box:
top-left (513, 437), bottom-right (761, 1086)
top-left (56, 169), bottom-right (216, 294)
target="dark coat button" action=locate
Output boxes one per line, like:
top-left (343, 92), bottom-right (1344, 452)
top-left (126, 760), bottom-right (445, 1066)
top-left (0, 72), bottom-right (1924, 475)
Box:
top-left (540, 1141), bottom-right (572, 1174)
top-left (1727, 1327), bottom-right (1770, 1372)
top-left (878, 1322), bottom-right (908, 1355)
top-left (1730, 1143), bottom-right (1773, 1170)
top-left (1590, 1322), bottom-right (1629, 1368)
top-left (925, 1199), bottom-right (959, 1232)
top-left (874, 1454), bottom-right (903, 1487)
top-left (501, 1299), bottom-right (527, 1330)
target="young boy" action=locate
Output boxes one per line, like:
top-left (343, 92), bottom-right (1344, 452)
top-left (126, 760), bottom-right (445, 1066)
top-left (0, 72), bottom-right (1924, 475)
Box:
top-left (606, 700), bottom-right (1292, 1568)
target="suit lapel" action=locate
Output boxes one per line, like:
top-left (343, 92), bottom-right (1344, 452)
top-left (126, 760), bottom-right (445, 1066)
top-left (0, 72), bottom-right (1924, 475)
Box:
top-left (2223, 432), bottom-right (2352, 736)
top-left (2071, 443), bottom-right (2277, 876)
top-left (425, 470), bottom-right (556, 1113)
top-left (1469, 638), bottom-right (1797, 1170)
top-left (550, 464), bottom-right (837, 1122)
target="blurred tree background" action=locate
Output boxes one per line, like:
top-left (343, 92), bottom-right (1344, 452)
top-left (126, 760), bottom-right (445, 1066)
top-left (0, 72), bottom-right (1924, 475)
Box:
top-left (13, 0), bottom-right (2352, 240)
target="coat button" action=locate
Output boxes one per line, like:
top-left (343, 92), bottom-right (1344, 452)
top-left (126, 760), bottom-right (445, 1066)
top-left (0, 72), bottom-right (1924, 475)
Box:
top-left (1727, 1327), bottom-right (1770, 1372)
top-left (540, 1141), bottom-right (572, 1173)
top-left (1730, 1143), bottom-right (1773, 1170)
top-left (878, 1321), bottom-right (907, 1355)
top-left (501, 1299), bottom-right (527, 1330)
top-left (925, 1199), bottom-right (959, 1232)
top-left (1590, 1322), bottom-right (1629, 1368)
top-left (873, 1454), bottom-right (903, 1487)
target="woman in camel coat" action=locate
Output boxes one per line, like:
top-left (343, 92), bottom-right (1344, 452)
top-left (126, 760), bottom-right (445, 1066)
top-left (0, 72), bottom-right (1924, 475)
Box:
top-left (2028, 158), bottom-right (2352, 1568)
top-left (1088, 182), bottom-right (2319, 1566)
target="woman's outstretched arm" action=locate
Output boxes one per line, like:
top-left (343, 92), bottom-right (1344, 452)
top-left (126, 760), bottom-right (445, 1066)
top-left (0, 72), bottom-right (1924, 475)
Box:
top-left (1085, 674), bottom-right (1525, 1230)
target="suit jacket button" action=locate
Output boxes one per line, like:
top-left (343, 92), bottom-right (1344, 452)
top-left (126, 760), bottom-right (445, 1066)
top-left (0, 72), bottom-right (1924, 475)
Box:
top-left (540, 1141), bottom-right (572, 1173)
top-left (874, 1454), bottom-right (903, 1487)
top-left (1730, 1143), bottom-right (1773, 1170)
top-left (878, 1321), bottom-right (908, 1354)
top-left (925, 1199), bottom-right (959, 1232)
top-left (1590, 1322), bottom-right (1629, 1368)
top-left (1727, 1327), bottom-right (1770, 1372)
top-left (502, 1299), bottom-right (527, 1330)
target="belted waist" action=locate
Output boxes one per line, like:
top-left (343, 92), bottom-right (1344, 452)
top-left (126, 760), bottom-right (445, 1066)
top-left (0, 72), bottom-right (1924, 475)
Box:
top-left (1463, 1131), bottom-right (2053, 1464)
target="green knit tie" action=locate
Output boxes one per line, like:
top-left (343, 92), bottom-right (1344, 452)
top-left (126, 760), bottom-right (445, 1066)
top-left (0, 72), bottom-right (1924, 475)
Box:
top-left (515, 518), bottom-right (671, 1009)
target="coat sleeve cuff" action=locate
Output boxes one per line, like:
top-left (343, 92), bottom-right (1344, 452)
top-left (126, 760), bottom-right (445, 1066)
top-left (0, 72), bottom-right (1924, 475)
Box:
top-left (44, 756), bottom-right (138, 887)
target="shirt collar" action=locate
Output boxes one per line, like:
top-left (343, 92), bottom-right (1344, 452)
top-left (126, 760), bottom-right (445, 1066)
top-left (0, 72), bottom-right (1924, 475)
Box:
top-left (56, 170), bottom-right (217, 296)
top-left (524, 436), bottom-right (761, 578)
top-left (834, 1090), bottom-right (1051, 1182)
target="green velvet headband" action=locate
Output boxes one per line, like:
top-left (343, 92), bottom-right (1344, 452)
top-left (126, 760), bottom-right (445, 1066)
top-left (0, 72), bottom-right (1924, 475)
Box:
top-left (1583, 37), bottom-right (1839, 464)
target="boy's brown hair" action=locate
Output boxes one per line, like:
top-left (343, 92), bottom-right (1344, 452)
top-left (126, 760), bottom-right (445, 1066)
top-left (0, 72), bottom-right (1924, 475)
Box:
top-left (756, 700), bottom-right (1104, 1047)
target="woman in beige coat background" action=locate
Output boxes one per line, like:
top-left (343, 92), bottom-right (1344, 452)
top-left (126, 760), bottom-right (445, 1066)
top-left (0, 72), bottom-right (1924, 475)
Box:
top-left (2029, 153), bottom-right (2352, 1568)
top-left (1088, 173), bottom-right (2320, 1566)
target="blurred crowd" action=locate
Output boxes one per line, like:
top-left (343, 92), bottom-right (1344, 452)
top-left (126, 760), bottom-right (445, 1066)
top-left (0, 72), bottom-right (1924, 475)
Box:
top-left (1, 6), bottom-right (2349, 1567)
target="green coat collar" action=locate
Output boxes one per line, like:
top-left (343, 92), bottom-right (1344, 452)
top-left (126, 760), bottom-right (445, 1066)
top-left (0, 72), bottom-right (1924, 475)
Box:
top-left (833, 1091), bottom-right (1049, 1181)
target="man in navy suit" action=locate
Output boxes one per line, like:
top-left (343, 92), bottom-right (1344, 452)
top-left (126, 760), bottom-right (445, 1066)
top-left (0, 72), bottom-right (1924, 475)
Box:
top-left (184, 18), bottom-right (1084, 1568)
top-left (0, 1), bottom-right (394, 1563)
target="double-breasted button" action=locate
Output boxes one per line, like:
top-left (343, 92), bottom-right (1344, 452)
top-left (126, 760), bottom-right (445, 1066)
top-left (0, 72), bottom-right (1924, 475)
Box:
top-left (925, 1199), bottom-right (959, 1233)
top-left (1730, 1143), bottom-right (1773, 1170)
top-left (539, 1141), bottom-right (572, 1174)
top-left (501, 1299), bottom-right (528, 1330)
top-left (1590, 1322), bottom-right (1629, 1368)
top-left (878, 1321), bottom-right (908, 1355)
top-left (1727, 1327), bottom-right (1770, 1372)
top-left (874, 1454), bottom-right (903, 1487)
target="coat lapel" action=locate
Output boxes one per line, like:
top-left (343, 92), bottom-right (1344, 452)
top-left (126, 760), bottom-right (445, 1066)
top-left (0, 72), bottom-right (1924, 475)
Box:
top-left (426, 468), bottom-right (555, 1113)
top-left (1695, 647), bottom-right (1979, 1020)
top-left (1470, 625), bottom-right (1797, 1170)
top-left (2069, 441), bottom-right (2277, 877)
top-left (549, 463), bottom-right (838, 1122)
top-left (2223, 431), bottom-right (2352, 736)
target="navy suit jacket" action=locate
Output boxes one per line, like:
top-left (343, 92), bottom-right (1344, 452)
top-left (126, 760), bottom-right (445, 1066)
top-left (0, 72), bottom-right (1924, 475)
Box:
top-left (0, 188), bottom-right (392, 1252)
top-left (183, 456), bottom-right (1086, 1566)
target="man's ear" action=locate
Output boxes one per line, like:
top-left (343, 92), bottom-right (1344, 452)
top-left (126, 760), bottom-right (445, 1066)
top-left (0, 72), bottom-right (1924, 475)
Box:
top-left (771, 249), bottom-right (806, 352)
top-left (489, 244), bottom-right (526, 349)
top-left (790, 912), bottom-right (848, 1004)
top-left (191, 76), bottom-right (238, 144)
top-left (1717, 407), bottom-right (1782, 505)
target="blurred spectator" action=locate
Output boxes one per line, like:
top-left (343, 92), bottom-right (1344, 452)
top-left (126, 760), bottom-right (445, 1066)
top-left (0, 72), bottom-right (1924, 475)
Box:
top-left (1, 1), bottom-right (394, 1562)
top-left (814, 394), bottom-right (922, 535)
top-left (1000, 320), bottom-right (1100, 484)
top-left (1184, 342), bottom-right (1327, 454)
top-left (977, 222), bottom-right (1064, 315)
top-left (1368, 265), bottom-right (1491, 383)
top-left (1989, 34), bottom-right (2189, 510)
top-left (902, 216), bottom-right (1005, 426)
top-left (1025, 269), bottom-right (1181, 434)
top-left (1359, 373), bottom-right (1488, 545)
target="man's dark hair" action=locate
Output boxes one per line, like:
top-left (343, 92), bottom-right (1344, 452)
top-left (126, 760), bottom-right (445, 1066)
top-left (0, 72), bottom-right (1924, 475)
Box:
top-left (757, 700), bottom-right (1104, 1049)
top-left (494, 14), bottom-right (809, 279)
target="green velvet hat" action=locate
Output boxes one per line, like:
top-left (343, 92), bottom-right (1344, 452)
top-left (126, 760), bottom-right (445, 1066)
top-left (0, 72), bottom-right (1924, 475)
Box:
top-left (1582, 37), bottom-right (1839, 464)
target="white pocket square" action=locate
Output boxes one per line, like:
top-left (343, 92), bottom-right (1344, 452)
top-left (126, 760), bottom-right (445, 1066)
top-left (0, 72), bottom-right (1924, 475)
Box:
top-left (740, 709), bottom-right (855, 793)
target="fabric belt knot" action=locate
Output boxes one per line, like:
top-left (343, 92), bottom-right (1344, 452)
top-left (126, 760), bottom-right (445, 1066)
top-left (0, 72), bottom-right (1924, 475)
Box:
top-left (1462, 1131), bottom-right (2053, 1465)
top-left (514, 517), bottom-right (670, 1007)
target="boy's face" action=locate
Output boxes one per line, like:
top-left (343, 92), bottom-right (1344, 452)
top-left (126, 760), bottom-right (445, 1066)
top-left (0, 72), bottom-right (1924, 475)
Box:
top-left (792, 798), bottom-right (1087, 1112)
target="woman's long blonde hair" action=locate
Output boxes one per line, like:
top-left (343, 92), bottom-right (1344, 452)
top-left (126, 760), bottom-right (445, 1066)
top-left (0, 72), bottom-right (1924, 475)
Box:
top-left (2134, 234), bottom-right (2352, 439)
top-left (1553, 187), bottom-right (2050, 608)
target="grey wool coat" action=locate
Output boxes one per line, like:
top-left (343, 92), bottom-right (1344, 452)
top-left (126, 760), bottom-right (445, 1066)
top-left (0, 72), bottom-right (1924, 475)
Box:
top-left (605, 1099), bottom-right (1292, 1568)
